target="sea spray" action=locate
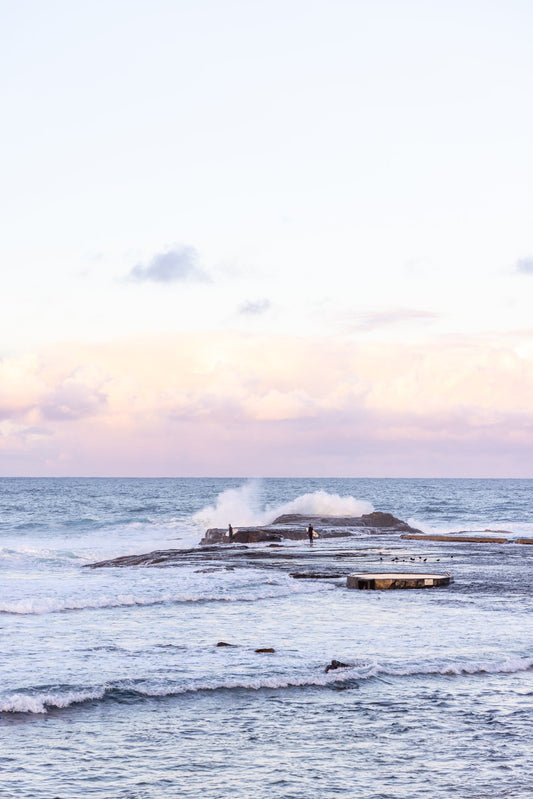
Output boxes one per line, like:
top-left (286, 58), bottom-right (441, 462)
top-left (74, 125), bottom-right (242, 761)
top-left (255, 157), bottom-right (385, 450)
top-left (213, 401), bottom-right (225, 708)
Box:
top-left (193, 480), bottom-right (374, 528)
top-left (267, 489), bottom-right (374, 521)
top-left (192, 480), bottom-right (265, 528)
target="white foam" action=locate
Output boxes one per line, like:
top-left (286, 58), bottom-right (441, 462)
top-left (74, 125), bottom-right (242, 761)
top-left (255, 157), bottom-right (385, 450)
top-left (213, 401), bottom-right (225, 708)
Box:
top-left (1, 688), bottom-right (105, 714)
top-left (3, 655), bottom-right (531, 713)
top-left (407, 517), bottom-right (533, 538)
top-left (193, 480), bottom-right (374, 528)
top-left (268, 490), bottom-right (374, 521)
top-left (0, 580), bottom-right (331, 615)
top-left (381, 655), bottom-right (533, 678)
top-left (406, 518), bottom-right (457, 536)
top-left (192, 480), bottom-right (265, 527)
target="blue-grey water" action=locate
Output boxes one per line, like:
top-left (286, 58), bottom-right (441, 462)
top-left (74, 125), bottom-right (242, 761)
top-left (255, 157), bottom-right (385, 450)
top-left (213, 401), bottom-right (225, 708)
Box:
top-left (1, 478), bottom-right (532, 798)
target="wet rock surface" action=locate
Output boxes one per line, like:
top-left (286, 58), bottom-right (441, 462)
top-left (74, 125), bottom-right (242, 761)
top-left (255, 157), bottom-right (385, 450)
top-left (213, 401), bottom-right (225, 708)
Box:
top-left (85, 544), bottom-right (363, 572)
top-left (290, 571), bottom-right (345, 579)
top-left (201, 512), bottom-right (421, 545)
top-left (202, 528), bottom-right (288, 545)
top-left (325, 659), bottom-right (350, 673)
top-left (84, 512), bottom-right (423, 571)
top-left (271, 511), bottom-right (420, 531)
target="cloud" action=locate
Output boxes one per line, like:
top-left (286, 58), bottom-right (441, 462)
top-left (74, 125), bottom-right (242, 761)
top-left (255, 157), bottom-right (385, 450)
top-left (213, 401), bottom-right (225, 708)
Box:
top-left (0, 422), bottom-right (52, 440)
top-left (127, 246), bottom-right (210, 283)
top-left (326, 307), bottom-right (439, 335)
top-left (0, 354), bottom-right (47, 419)
top-left (243, 389), bottom-right (316, 421)
top-left (238, 299), bottom-right (272, 315)
top-left (353, 309), bottom-right (438, 331)
top-left (41, 384), bottom-right (106, 421)
top-left (2, 330), bottom-right (533, 476)
top-left (41, 368), bottom-right (108, 421)
top-left (515, 257), bottom-right (533, 275)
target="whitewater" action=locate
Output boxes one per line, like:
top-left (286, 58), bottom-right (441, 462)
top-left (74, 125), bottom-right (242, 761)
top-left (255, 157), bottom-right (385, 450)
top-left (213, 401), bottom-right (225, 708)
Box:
top-left (1, 477), bottom-right (532, 798)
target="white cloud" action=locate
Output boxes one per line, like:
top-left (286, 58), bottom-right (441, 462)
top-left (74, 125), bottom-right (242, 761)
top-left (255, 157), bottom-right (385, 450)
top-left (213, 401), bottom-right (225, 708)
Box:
top-left (515, 257), bottom-right (533, 275)
top-left (127, 247), bottom-right (210, 284)
top-left (238, 299), bottom-right (272, 315)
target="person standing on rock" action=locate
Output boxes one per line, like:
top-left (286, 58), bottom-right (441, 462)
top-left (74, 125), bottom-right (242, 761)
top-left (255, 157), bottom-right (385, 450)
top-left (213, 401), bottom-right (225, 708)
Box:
top-left (228, 524), bottom-right (234, 542)
top-left (307, 523), bottom-right (314, 546)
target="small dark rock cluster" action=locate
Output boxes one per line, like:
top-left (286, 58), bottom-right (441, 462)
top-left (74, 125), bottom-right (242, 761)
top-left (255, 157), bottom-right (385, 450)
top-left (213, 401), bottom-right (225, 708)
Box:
top-left (215, 642), bottom-right (275, 653)
top-left (325, 659), bottom-right (350, 673)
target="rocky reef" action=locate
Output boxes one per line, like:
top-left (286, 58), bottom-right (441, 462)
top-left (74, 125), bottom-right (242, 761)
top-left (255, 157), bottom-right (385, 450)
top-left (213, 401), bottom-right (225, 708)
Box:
top-left (200, 511), bottom-right (421, 544)
top-left (85, 511), bottom-right (422, 570)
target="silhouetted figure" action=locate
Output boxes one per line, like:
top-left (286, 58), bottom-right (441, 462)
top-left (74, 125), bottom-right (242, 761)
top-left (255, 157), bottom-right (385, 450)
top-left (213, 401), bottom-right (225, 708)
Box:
top-left (228, 524), bottom-right (234, 542)
top-left (307, 523), bottom-right (314, 546)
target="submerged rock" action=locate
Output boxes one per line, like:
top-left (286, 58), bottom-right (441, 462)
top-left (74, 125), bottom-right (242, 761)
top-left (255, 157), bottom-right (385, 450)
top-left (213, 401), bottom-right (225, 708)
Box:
top-left (325, 659), bottom-right (350, 673)
top-left (255, 648), bottom-right (275, 654)
top-left (290, 571), bottom-right (346, 579)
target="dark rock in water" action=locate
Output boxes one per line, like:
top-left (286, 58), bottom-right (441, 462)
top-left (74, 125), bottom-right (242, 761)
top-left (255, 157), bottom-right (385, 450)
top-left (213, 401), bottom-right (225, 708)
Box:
top-left (200, 511), bottom-right (420, 545)
top-left (201, 527), bottom-right (287, 545)
top-left (290, 572), bottom-right (345, 579)
top-left (272, 511), bottom-right (420, 533)
top-left (85, 508), bottom-right (422, 571)
top-left (84, 544), bottom-right (231, 568)
top-left (216, 641), bottom-right (235, 647)
top-left (361, 512), bottom-right (419, 530)
top-left (325, 659), bottom-right (350, 673)
top-left (255, 648), bottom-right (275, 653)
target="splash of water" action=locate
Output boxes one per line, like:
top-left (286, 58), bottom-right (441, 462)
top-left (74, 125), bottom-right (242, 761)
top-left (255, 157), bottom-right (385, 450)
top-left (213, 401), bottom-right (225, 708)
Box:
top-left (269, 489), bottom-right (373, 520)
top-left (193, 480), bottom-right (374, 528)
top-left (192, 480), bottom-right (265, 527)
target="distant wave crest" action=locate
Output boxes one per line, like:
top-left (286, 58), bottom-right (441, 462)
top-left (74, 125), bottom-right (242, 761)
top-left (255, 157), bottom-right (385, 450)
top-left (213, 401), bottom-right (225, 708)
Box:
top-left (3, 655), bottom-right (531, 714)
top-left (0, 581), bottom-right (331, 616)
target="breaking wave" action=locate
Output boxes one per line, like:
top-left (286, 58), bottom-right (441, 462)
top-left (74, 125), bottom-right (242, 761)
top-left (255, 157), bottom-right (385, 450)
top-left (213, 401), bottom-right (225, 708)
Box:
top-left (193, 480), bottom-right (374, 528)
top-left (4, 655), bottom-right (531, 714)
top-left (0, 580), bottom-right (331, 616)
top-left (381, 655), bottom-right (533, 678)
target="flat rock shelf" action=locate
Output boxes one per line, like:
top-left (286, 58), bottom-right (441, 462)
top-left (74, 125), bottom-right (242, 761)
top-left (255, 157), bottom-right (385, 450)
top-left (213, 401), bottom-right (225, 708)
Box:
top-left (347, 572), bottom-right (453, 590)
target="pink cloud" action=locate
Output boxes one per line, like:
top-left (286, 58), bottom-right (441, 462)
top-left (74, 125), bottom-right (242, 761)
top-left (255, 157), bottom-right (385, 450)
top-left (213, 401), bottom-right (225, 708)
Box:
top-left (1, 331), bottom-right (532, 476)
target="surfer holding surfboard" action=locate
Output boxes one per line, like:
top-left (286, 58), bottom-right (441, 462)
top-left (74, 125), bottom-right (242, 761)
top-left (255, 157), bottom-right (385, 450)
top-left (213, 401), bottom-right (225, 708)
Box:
top-left (307, 523), bottom-right (315, 546)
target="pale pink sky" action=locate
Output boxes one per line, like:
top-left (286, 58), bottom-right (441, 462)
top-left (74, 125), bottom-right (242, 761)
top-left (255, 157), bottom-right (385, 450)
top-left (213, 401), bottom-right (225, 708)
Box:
top-left (2, 1), bottom-right (533, 476)
top-left (2, 331), bottom-right (532, 476)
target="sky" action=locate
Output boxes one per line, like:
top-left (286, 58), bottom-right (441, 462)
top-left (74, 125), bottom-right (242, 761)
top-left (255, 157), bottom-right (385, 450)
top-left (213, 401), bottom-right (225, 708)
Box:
top-left (1, 0), bottom-right (533, 477)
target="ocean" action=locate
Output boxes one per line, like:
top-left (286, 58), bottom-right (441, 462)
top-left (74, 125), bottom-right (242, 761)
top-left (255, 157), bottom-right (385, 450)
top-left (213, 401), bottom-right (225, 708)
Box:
top-left (1, 477), bottom-right (532, 798)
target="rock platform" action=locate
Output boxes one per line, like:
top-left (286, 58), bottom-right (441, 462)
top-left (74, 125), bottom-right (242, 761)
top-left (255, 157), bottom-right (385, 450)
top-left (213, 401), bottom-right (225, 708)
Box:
top-left (347, 572), bottom-right (452, 590)
top-left (201, 512), bottom-right (421, 545)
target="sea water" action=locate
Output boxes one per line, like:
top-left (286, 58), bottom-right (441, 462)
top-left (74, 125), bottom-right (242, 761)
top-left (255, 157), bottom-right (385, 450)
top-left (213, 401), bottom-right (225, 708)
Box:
top-left (1, 478), bottom-right (532, 798)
